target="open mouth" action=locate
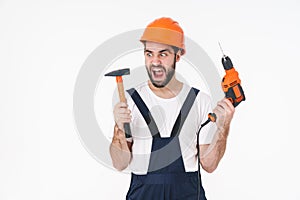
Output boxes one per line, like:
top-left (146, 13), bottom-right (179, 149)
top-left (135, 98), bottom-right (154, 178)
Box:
top-left (151, 67), bottom-right (165, 79)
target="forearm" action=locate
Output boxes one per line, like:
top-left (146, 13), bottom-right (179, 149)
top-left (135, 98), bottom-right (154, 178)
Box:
top-left (109, 125), bottom-right (132, 171)
top-left (200, 127), bottom-right (229, 173)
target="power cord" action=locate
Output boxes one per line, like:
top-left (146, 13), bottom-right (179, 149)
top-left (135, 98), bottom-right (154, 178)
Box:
top-left (196, 113), bottom-right (216, 199)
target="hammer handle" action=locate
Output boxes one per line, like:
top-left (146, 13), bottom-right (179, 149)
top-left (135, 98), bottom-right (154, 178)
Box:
top-left (116, 76), bottom-right (131, 138)
top-left (117, 81), bottom-right (126, 102)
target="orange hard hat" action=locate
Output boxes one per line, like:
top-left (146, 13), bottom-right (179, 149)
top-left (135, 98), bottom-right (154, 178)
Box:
top-left (140, 17), bottom-right (186, 55)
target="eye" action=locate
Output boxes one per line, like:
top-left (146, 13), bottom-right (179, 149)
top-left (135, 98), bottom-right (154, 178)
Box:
top-left (146, 52), bottom-right (153, 57)
top-left (160, 53), bottom-right (167, 57)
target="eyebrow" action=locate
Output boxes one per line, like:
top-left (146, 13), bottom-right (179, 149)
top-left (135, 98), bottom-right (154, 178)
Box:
top-left (144, 49), bottom-right (173, 54)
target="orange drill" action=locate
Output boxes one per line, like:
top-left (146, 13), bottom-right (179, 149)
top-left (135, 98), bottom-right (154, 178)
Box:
top-left (208, 44), bottom-right (246, 122)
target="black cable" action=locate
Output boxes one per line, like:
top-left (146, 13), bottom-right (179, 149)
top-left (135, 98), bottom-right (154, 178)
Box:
top-left (196, 118), bottom-right (211, 200)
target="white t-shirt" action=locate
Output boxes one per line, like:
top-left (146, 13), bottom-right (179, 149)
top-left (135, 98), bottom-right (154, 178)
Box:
top-left (126, 81), bottom-right (215, 174)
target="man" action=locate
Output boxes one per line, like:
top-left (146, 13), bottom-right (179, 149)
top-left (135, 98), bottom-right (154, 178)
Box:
top-left (110, 17), bottom-right (235, 200)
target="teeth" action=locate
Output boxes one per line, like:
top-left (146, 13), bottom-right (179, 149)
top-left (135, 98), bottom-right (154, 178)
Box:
top-left (153, 68), bottom-right (163, 72)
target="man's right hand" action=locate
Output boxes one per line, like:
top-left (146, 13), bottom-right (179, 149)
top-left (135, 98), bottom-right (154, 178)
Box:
top-left (113, 102), bottom-right (132, 131)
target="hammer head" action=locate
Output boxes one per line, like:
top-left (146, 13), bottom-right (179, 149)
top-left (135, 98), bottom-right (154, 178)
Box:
top-left (104, 68), bottom-right (130, 77)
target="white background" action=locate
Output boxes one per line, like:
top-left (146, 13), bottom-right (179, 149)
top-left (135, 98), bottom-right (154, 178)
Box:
top-left (1, 0), bottom-right (300, 199)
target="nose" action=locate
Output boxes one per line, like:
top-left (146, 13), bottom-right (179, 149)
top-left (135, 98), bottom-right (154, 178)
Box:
top-left (151, 55), bottom-right (161, 66)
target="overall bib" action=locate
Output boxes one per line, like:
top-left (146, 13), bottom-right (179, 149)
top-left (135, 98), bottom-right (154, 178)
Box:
top-left (126, 88), bottom-right (206, 200)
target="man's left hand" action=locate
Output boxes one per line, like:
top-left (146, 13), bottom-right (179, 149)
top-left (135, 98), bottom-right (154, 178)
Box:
top-left (212, 98), bottom-right (235, 138)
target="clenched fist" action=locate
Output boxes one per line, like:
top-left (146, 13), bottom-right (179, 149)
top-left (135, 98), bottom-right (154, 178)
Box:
top-left (113, 102), bottom-right (132, 131)
top-left (212, 98), bottom-right (235, 137)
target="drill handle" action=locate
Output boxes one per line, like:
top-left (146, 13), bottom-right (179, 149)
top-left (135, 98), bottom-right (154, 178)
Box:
top-left (225, 83), bottom-right (246, 107)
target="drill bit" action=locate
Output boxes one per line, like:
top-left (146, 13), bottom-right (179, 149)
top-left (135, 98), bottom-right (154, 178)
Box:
top-left (218, 42), bottom-right (226, 57)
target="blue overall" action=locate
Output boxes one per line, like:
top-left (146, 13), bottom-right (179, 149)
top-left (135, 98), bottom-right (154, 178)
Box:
top-left (126, 88), bottom-right (207, 200)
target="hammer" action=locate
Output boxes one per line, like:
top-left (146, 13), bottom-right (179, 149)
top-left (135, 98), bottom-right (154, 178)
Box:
top-left (105, 68), bottom-right (131, 138)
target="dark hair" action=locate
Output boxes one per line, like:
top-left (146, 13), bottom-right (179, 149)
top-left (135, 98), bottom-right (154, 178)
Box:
top-left (171, 46), bottom-right (180, 54)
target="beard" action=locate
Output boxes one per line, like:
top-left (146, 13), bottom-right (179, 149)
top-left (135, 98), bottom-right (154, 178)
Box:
top-left (146, 61), bottom-right (176, 88)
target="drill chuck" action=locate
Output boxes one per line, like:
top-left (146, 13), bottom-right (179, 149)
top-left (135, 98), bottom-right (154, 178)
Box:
top-left (221, 55), bottom-right (233, 70)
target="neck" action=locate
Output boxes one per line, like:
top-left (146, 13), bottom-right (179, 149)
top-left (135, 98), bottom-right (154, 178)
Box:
top-left (148, 76), bottom-right (183, 99)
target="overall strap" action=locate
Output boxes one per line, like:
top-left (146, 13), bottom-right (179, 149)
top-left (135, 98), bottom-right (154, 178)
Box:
top-left (170, 87), bottom-right (199, 137)
top-left (127, 88), bottom-right (160, 137)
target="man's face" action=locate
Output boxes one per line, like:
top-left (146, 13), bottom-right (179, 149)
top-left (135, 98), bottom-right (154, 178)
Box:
top-left (144, 41), bottom-right (180, 88)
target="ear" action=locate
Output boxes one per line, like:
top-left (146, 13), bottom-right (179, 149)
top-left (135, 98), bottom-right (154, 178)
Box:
top-left (175, 52), bottom-right (181, 62)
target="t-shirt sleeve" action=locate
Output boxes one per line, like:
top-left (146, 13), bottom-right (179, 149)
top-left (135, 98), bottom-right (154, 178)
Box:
top-left (197, 92), bottom-right (216, 145)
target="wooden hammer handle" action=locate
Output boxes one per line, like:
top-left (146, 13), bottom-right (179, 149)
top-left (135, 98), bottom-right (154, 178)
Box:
top-left (116, 76), bottom-right (131, 138)
top-left (116, 77), bottom-right (126, 102)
